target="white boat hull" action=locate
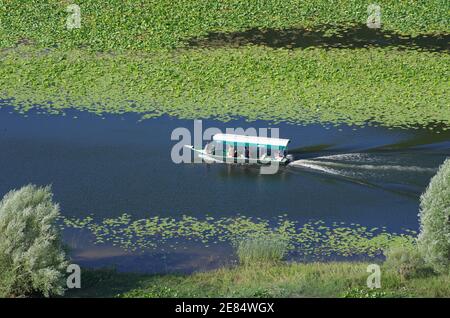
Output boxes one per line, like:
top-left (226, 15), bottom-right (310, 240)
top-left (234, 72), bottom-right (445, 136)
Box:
top-left (184, 145), bottom-right (289, 165)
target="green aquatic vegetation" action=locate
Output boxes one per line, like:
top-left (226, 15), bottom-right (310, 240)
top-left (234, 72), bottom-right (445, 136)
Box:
top-left (1, 46), bottom-right (449, 129)
top-left (0, 1), bottom-right (448, 51)
top-left (61, 213), bottom-right (416, 260)
top-left (0, 1), bottom-right (448, 128)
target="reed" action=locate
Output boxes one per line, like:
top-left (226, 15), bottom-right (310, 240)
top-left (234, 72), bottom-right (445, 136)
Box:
top-left (236, 236), bottom-right (289, 265)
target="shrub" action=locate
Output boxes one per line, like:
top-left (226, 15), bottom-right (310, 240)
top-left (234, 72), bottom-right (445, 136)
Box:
top-left (0, 185), bottom-right (69, 297)
top-left (417, 159), bottom-right (450, 274)
top-left (383, 244), bottom-right (425, 280)
top-left (236, 235), bottom-right (289, 266)
top-left (343, 287), bottom-right (387, 298)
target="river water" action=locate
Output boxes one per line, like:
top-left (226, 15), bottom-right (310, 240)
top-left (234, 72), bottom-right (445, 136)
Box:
top-left (0, 106), bottom-right (448, 273)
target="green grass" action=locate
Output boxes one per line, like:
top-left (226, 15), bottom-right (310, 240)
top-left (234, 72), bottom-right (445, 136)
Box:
top-left (66, 268), bottom-right (150, 298)
top-left (67, 262), bottom-right (450, 298)
top-left (1, 45), bottom-right (449, 128)
top-left (1, 1), bottom-right (448, 51)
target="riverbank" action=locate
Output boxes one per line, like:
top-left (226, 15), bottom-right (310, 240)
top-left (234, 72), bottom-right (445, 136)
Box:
top-left (68, 262), bottom-right (450, 298)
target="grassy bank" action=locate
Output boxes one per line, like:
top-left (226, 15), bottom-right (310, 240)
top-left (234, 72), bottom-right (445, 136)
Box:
top-left (68, 262), bottom-right (450, 298)
top-left (1, 46), bottom-right (449, 129)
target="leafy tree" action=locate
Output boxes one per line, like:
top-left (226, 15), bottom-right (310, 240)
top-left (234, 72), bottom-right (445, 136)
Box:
top-left (417, 159), bottom-right (450, 273)
top-left (0, 185), bottom-right (69, 297)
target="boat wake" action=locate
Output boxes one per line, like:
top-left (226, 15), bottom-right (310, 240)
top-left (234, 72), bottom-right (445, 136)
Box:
top-left (287, 150), bottom-right (445, 196)
top-left (290, 152), bottom-right (437, 175)
top-left (296, 160), bottom-right (437, 173)
top-left (289, 152), bottom-right (440, 197)
top-left (288, 159), bottom-right (343, 175)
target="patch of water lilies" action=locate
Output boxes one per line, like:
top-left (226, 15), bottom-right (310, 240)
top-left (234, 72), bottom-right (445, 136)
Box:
top-left (0, 1), bottom-right (448, 50)
top-left (61, 214), bottom-right (416, 259)
top-left (1, 46), bottom-right (449, 130)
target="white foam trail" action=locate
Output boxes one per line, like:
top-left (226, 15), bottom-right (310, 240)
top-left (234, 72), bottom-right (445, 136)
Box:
top-left (314, 153), bottom-right (368, 161)
top-left (289, 160), bottom-right (344, 175)
top-left (314, 153), bottom-right (384, 163)
top-left (305, 160), bottom-right (437, 173)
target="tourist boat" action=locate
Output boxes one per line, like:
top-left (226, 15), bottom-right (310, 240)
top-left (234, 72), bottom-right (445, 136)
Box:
top-left (185, 133), bottom-right (293, 165)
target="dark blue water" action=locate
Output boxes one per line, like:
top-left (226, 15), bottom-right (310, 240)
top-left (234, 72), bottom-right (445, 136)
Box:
top-left (0, 106), bottom-right (448, 273)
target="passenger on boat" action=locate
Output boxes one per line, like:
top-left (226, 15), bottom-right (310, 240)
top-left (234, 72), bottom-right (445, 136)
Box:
top-left (205, 143), bottom-right (214, 155)
top-left (275, 150), bottom-right (283, 160)
top-left (227, 145), bottom-right (234, 158)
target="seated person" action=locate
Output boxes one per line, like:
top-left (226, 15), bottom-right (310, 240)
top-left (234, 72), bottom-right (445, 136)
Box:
top-left (227, 145), bottom-right (235, 158)
top-left (274, 150), bottom-right (284, 159)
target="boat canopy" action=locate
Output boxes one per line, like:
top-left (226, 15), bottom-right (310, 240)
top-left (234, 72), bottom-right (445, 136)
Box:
top-left (213, 133), bottom-right (290, 148)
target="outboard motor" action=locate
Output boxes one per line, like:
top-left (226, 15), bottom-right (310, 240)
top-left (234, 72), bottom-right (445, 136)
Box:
top-left (285, 154), bottom-right (294, 164)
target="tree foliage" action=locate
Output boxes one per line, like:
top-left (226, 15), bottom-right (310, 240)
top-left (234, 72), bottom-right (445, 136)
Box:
top-left (0, 185), bottom-right (68, 297)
